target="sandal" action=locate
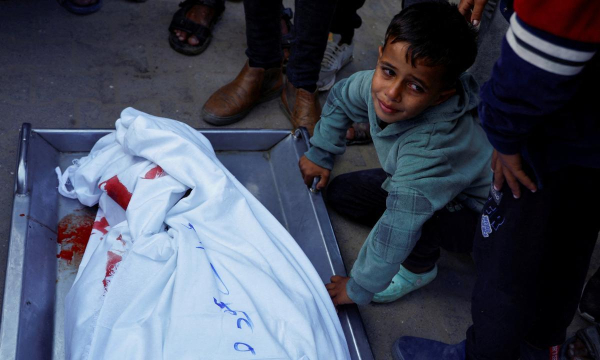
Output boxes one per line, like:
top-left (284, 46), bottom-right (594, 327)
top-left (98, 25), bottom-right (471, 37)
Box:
top-left (59, 0), bottom-right (103, 15)
top-left (168, 0), bottom-right (225, 56)
top-left (561, 324), bottom-right (600, 360)
top-left (346, 122), bottom-right (372, 146)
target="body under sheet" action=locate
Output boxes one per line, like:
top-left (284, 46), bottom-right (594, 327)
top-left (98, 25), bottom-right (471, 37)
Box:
top-left (56, 108), bottom-right (350, 360)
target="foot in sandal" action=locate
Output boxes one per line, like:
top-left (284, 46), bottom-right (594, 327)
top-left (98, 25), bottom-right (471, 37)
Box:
top-left (168, 0), bottom-right (225, 56)
top-left (346, 122), bottom-right (372, 146)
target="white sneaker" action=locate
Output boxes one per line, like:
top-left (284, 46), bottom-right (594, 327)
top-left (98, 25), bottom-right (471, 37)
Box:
top-left (317, 33), bottom-right (354, 91)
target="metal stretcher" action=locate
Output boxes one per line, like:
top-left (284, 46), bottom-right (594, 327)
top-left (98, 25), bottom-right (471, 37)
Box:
top-left (0, 124), bottom-right (374, 360)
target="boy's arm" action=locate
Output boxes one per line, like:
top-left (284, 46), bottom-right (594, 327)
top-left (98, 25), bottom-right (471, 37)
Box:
top-left (346, 148), bottom-right (470, 305)
top-left (479, 0), bottom-right (599, 156)
top-left (346, 185), bottom-right (435, 304)
top-left (304, 71), bottom-right (372, 170)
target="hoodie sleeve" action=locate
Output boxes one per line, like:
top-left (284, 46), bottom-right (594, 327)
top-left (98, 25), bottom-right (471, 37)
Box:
top-left (479, 0), bottom-right (599, 155)
top-left (304, 71), bottom-right (372, 169)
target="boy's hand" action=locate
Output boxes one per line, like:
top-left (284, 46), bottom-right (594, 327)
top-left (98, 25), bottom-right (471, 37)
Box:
top-left (325, 276), bottom-right (355, 307)
top-left (298, 155), bottom-right (331, 190)
top-left (491, 149), bottom-right (537, 199)
top-left (457, 0), bottom-right (488, 26)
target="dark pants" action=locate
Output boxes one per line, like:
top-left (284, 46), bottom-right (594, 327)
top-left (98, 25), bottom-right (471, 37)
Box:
top-left (242, 0), bottom-right (364, 90)
top-left (466, 166), bottom-right (600, 359)
top-left (326, 169), bottom-right (478, 270)
top-left (329, 0), bottom-right (366, 43)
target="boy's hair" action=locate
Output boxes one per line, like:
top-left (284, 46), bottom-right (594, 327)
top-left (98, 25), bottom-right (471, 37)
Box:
top-left (384, 1), bottom-right (478, 86)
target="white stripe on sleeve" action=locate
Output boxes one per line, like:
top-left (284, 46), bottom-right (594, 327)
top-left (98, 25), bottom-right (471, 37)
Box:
top-left (506, 28), bottom-right (585, 76)
top-left (510, 14), bottom-right (596, 63)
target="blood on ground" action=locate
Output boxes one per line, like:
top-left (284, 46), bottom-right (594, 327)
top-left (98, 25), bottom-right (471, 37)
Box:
top-left (57, 209), bottom-right (103, 268)
top-left (57, 208), bottom-right (124, 292)
top-left (57, 212), bottom-right (94, 266)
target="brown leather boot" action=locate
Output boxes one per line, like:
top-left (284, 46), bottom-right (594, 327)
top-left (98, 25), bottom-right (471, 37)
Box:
top-left (202, 61), bottom-right (283, 125)
top-left (279, 79), bottom-right (321, 136)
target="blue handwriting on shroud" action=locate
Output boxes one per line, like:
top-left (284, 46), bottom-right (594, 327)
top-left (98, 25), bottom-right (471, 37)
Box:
top-left (210, 264), bottom-right (256, 356)
top-left (234, 343), bottom-right (256, 355)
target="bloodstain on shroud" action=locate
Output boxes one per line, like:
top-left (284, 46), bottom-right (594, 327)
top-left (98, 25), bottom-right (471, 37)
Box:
top-left (143, 165), bottom-right (166, 179)
top-left (116, 234), bottom-right (126, 246)
top-left (56, 212), bottom-right (95, 267)
top-left (99, 175), bottom-right (132, 210)
top-left (103, 251), bottom-right (123, 290)
top-left (93, 217), bottom-right (110, 235)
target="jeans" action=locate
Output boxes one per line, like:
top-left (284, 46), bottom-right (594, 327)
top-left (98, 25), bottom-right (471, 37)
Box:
top-left (325, 169), bottom-right (478, 270)
top-left (243, 0), bottom-right (338, 90)
top-left (465, 166), bottom-right (600, 359)
top-left (243, 0), bottom-right (366, 89)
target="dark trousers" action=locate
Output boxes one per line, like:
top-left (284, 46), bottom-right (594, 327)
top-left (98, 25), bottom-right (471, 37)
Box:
top-left (329, 0), bottom-right (366, 43)
top-left (326, 169), bottom-right (478, 269)
top-left (242, 0), bottom-right (364, 90)
top-left (466, 166), bottom-right (600, 359)
top-left (243, 0), bottom-right (338, 90)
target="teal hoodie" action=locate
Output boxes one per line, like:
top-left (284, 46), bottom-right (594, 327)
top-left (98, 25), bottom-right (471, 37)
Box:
top-left (305, 70), bottom-right (492, 305)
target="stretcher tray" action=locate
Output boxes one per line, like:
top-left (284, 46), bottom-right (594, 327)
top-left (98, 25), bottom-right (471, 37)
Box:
top-left (0, 124), bottom-right (374, 360)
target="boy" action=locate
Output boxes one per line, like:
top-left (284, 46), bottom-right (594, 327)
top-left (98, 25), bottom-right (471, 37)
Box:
top-left (299, 2), bottom-right (492, 306)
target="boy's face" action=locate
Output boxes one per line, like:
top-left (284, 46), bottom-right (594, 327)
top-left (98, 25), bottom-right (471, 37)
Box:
top-left (371, 41), bottom-right (456, 124)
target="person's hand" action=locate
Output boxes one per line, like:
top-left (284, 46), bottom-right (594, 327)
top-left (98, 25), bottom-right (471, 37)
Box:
top-left (325, 276), bottom-right (354, 306)
top-left (491, 149), bottom-right (537, 199)
top-left (298, 155), bottom-right (331, 190)
top-left (457, 0), bottom-right (488, 26)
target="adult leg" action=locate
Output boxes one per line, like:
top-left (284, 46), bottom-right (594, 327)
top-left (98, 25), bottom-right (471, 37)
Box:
top-left (280, 0), bottom-right (338, 135)
top-left (525, 167), bottom-right (600, 349)
top-left (317, 0), bottom-right (365, 91)
top-left (329, 0), bottom-right (365, 45)
top-left (465, 179), bottom-right (549, 360)
top-left (466, 167), bottom-right (600, 360)
top-left (243, 0), bottom-right (283, 70)
top-left (201, 0), bottom-right (283, 125)
top-left (286, 0), bottom-right (338, 92)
